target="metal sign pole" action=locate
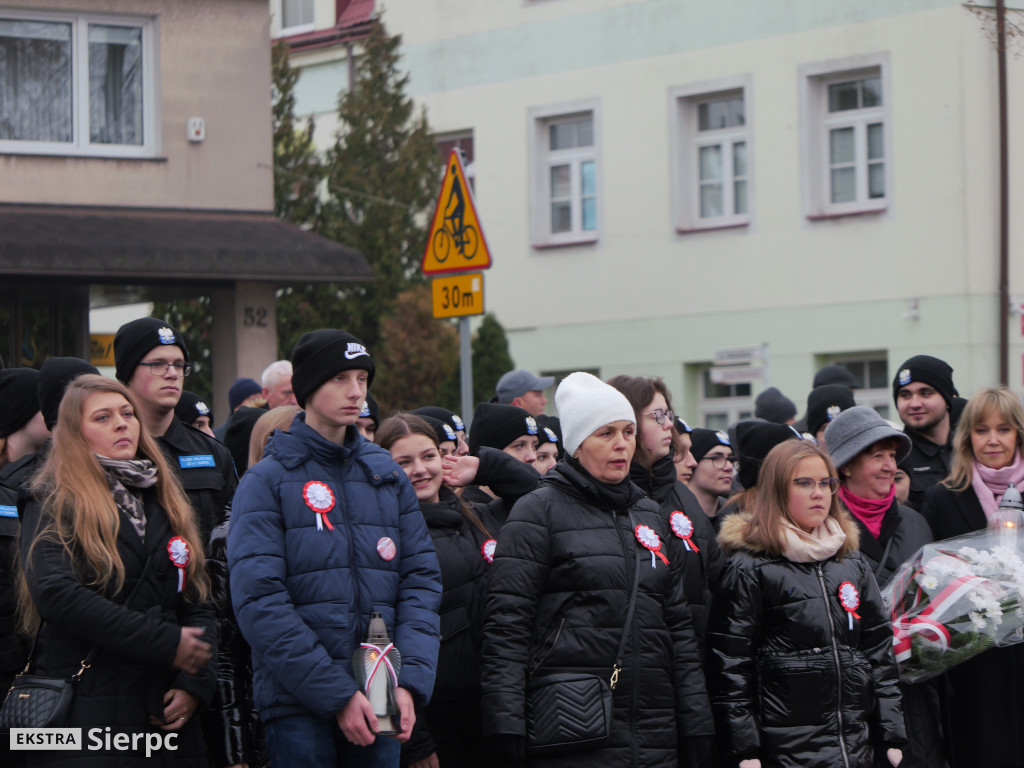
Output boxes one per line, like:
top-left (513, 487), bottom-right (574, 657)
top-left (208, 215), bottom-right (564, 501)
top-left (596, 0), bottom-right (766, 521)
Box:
top-left (460, 316), bottom-right (473, 430)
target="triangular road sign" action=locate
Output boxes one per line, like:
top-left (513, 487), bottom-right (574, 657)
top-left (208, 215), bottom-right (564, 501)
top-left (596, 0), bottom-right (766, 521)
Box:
top-left (422, 150), bottom-right (492, 275)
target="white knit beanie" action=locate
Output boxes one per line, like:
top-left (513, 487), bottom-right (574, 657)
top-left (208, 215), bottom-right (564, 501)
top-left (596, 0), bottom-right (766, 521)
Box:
top-left (555, 372), bottom-right (636, 456)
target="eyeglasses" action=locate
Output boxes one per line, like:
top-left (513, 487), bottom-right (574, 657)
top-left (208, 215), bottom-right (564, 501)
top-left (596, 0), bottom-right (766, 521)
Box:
top-left (138, 361), bottom-right (192, 377)
top-left (645, 408), bottom-right (675, 425)
top-left (700, 454), bottom-right (737, 469)
top-left (792, 477), bottom-right (840, 494)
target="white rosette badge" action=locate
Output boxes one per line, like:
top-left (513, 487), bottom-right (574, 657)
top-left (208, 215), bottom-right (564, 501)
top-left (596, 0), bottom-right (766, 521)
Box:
top-left (167, 536), bottom-right (191, 593)
top-left (303, 480), bottom-right (336, 531)
top-left (634, 524), bottom-right (670, 568)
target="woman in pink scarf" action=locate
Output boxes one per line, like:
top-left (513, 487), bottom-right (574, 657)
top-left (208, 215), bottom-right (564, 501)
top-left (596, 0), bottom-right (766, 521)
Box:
top-left (824, 406), bottom-right (941, 768)
top-left (921, 386), bottom-right (1024, 767)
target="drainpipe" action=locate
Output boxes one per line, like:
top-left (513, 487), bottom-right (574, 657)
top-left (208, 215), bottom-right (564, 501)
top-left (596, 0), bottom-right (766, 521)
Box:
top-left (997, 0), bottom-right (1009, 386)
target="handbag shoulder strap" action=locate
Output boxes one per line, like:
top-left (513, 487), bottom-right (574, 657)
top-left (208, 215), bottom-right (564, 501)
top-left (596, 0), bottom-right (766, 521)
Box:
top-left (610, 512), bottom-right (644, 690)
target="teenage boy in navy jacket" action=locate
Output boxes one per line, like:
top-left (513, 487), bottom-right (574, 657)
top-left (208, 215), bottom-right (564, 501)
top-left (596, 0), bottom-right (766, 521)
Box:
top-left (229, 330), bottom-right (442, 767)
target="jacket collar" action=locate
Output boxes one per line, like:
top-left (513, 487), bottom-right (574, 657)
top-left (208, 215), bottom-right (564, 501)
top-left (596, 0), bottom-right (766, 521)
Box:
top-left (266, 413), bottom-right (358, 469)
top-left (628, 453), bottom-right (676, 503)
top-left (543, 459), bottom-right (646, 511)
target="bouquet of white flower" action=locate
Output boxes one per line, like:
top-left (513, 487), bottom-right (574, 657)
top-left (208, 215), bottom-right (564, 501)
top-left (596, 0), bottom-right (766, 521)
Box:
top-left (880, 529), bottom-right (1024, 683)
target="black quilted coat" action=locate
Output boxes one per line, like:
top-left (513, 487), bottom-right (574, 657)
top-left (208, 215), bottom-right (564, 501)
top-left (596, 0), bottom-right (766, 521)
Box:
top-left (481, 460), bottom-right (713, 768)
top-left (630, 455), bottom-right (724, 644)
top-left (707, 511), bottom-right (906, 768)
top-left (20, 489), bottom-right (217, 767)
top-left (402, 448), bottom-right (540, 768)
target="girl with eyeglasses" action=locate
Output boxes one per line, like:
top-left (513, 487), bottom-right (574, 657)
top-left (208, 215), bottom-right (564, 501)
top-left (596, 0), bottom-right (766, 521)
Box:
top-left (708, 439), bottom-right (906, 768)
top-left (821, 406), bottom-right (943, 768)
top-left (607, 375), bottom-right (723, 646)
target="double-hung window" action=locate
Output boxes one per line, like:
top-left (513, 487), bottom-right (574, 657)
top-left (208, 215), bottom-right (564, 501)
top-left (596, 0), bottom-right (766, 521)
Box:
top-left (0, 11), bottom-right (157, 157)
top-left (277, 0), bottom-right (314, 35)
top-left (695, 95), bottom-right (748, 221)
top-left (824, 75), bottom-right (885, 206)
top-left (529, 100), bottom-right (600, 247)
top-left (801, 56), bottom-right (890, 217)
top-left (669, 77), bottom-right (751, 232)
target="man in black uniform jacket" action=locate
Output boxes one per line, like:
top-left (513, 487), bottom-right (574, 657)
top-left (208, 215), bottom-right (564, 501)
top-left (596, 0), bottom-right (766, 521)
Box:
top-left (115, 317), bottom-right (236, 543)
top-left (892, 354), bottom-right (958, 511)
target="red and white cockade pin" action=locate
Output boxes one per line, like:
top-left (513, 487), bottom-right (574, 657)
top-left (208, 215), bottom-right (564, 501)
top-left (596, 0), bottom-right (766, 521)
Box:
top-left (167, 536), bottom-right (191, 593)
top-left (634, 524), bottom-right (670, 568)
top-left (669, 511), bottom-right (701, 552)
top-left (481, 539), bottom-right (497, 564)
top-left (838, 581), bottom-right (862, 630)
top-left (377, 537), bottom-right (396, 561)
top-left (303, 481), bottom-right (335, 531)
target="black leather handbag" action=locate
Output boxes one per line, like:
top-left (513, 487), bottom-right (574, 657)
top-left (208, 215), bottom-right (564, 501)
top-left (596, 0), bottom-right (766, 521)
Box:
top-left (524, 538), bottom-right (643, 758)
top-left (1, 555), bottom-right (151, 729)
top-left (0, 657), bottom-right (92, 729)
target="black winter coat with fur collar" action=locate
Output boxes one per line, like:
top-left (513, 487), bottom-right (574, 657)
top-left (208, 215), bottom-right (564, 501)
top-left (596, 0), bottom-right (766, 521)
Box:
top-left (707, 510), bottom-right (905, 768)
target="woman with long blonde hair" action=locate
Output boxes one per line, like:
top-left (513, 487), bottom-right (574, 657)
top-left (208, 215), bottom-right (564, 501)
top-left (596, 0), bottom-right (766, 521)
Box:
top-left (18, 374), bottom-right (216, 767)
top-left (920, 386), bottom-right (1024, 766)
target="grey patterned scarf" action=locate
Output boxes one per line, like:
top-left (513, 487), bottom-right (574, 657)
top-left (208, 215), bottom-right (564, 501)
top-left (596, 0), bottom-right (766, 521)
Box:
top-left (95, 456), bottom-right (157, 542)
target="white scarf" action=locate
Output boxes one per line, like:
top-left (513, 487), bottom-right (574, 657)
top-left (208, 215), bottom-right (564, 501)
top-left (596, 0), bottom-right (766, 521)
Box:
top-left (780, 515), bottom-right (847, 563)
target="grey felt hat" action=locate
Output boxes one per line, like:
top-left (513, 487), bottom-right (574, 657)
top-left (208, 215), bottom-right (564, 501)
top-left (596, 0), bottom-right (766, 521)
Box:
top-left (823, 405), bottom-right (912, 470)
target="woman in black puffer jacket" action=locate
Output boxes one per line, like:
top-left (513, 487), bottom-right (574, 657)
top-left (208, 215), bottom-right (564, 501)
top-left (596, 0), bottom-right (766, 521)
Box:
top-left (708, 439), bottom-right (905, 768)
top-left (379, 413), bottom-right (540, 768)
top-left (608, 375), bottom-right (723, 645)
top-left (481, 373), bottom-right (714, 768)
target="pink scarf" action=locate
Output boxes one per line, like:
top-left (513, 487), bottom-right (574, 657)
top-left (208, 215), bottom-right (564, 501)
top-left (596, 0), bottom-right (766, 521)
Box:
top-left (838, 485), bottom-right (894, 539)
top-left (972, 449), bottom-right (1024, 523)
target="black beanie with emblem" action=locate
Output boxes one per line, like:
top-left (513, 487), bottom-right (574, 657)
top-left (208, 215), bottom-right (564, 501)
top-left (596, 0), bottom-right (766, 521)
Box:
top-left (468, 402), bottom-right (537, 455)
top-left (358, 392), bottom-right (380, 429)
top-left (735, 421), bottom-right (803, 490)
top-left (175, 390), bottom-right (214, 429)
top-left (0, 368), bottom-right (41, 438)
top-left (689, 427), bottom-right (731, 463)
top-left (892, 355), bottom-right (957, 409)
top-left (38, 358), bottom-right (101, 430)
top-left (806, 384), bottom-right (857, 437)
top-left (291, 329), bottom-right (375, 408)
top-left (114, 317), bottom-right (189, 384)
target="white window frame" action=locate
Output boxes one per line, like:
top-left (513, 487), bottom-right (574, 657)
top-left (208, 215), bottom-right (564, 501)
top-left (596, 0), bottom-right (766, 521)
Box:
top-left (800, 54), bottom-right (891, 219)
top-left (272, 0), bottom-right (315, 37)
top-left (669, 75), bottom-right (752, 232)
top-left (528, 99), bottom-right (601, 248)
top-left (0, 9), bottom-right (159, 159)
top-left (823, 353), bottom-right (892, 420)
top-left (697, 365), bottom-right (753, 429)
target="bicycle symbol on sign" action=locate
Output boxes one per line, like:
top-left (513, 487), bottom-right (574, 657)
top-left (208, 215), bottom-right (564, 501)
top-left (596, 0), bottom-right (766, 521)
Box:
top-left (432, 164), bottom-right (479, 263)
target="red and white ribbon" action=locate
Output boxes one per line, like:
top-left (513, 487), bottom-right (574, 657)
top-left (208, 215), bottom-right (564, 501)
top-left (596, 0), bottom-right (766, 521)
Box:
top-left (838, 581), bottom-right (861, 631)
top-left (303, 481), bottom-right (336, 531)
top-left (360, 642), bottom-right (398, 692)
top-left (891, 572), bottom-right (991, 662)
top-left (669, 511), bottom-right (700, 552)
top-left (635, 524), bottom-right (670, 568)
top-left (481, 539), bottom-right (497, 564)
top-left (167, 536), bottom-right (191, 593)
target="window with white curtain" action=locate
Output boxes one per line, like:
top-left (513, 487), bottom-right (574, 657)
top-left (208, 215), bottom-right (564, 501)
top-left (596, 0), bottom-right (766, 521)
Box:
top-left (694, 94), bottom-right (747, 222)
top-left (528, 99), bottom-right (601, 247)
top-left (0, 12), bottom-right (155, 157)
top-left (800, 56), bottom-right (890, 218)
top-left (280, 0), bottom-right (314, 33)
top-left (669, 76), bottom-right (752, 232)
